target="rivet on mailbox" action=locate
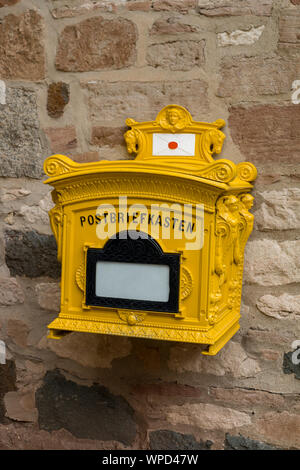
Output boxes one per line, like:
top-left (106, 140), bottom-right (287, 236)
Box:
top-left (43, 105), bottom-right (257, 355)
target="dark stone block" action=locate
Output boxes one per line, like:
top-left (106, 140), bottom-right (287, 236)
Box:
top-left (47, 82), bottom-right (70, 119)
top-left (283, 351), bottom-right (300, 380)
top-left (225, 434), bottom-right (280, 450)
top-left (149, 430), bottom-right (213, 450)
top-left (0, 360), bottom-right (16, 422)
top-left (35, 370), bottom-right (137, 445)
top-left (4, 230), bottom-right (61, 278)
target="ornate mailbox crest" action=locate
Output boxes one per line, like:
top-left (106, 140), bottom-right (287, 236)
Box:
top-left (44, 105), bottom-right (256, 355)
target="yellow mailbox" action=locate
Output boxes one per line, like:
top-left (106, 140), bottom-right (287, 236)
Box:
top-left (44, 105), bottom-right (256, 355)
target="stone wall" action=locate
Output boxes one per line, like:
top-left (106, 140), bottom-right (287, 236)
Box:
top-left (0, 0), bottom-right (299, 450)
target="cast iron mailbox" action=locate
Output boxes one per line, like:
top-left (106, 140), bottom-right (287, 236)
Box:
top-left (44, 105), bottom-right (256, 355)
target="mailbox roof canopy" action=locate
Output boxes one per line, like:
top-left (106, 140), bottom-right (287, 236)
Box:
top-left (44, 105), bottom-right (257, 190)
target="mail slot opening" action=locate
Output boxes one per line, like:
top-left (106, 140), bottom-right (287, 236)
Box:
top-left (85, 231), bottom-right (180, 313)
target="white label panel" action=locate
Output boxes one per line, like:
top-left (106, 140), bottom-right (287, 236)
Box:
top-left (152, 133), bottom-right (195, 156)
top-left (95, 261), bottom-right (170, 302)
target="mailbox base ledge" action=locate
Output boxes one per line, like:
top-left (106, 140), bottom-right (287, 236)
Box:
top-left (201, 321), bottom-right (240, 356)
top-left (47, 329), bottom-right (71, 340)
top-left (47, 314), bottom-right (240, 350)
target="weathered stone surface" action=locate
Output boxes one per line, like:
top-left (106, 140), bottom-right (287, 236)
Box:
top-left (0, 423), bottom-right (126, 450)
top-left (4, 230), bottom-right (60, 279)
top-left (0, 88), bottom-right (44, 178)
top-left (255, 188), bottom-right (300, 230)
top-left (257, 294), bottom-right (300, 320)
top-left (24, 361), bottom-right (45, 380)
top-left (166, 403), bottom-right (251, 430)
top-left (217, 25), bottom-right (265, 47)
top-left (56, 17), bottom-right (137, 72)
top-left (47, 82), bottom-right (70, 119)
top-left (218, 57), bottom-right (298, 99)
top-left (6, 319), bottom-right (29, 348)
top-left (50, 0), bottom-right (122, 18)
top-left (47, 332), bottom-right (131, 368)
top-left (0, 340), bottom-right (5, 365)
top-left (252, 411), bottom-right (300, 448)
top-left (129, 383), bottom-right (207, 423)
top-left (4, 213), bottom-right (14, 226)
top-left (72, 151), bottom-right (100, 163)
top-left (0, 10), bottom-right (45, 80)
top-left (290, 0), bottom-right (300, 4)
top-left (18, 194), bottom-right (53, 229)
top-left (261, 349), bottom-right (280, 362)
top-left (44, 126), bottom-right (77, 155)
top-left (0, 277), bottom-right (24, 306)
top-left (279, 9), bottom-right (300, 48)
top-left (147, 40), bottom-right (205, 71)
top-left (0, 80), bottom-right (5, 106)
top-left (150, 18), bottom-right (199, 35)
top-left (4, 390), bottom-right (38, 423)
top-left (149, 430), bottom-right (212, 450)
top-left (228, 105), bottom-right (300, 176)
top-left (91, 126), bottom-right (127, 147)
top-left (168, 341), bottom-right (261, 378)
top-left (132, 382), bottom-right (207, 401)
top-left (87, 147), bottom-right (130, 161)
top-left (35, 282), bottom-right (60, 312)
top-left (255, 174), bottom-right (282, 186)
top-left (153, 0), bottom-right (196, 13)
top-left (0, 361), bottom-right (16, 422)
top-left (134, 343), bottom-right (162, 373)
top-left (36, 370), bottom-right (137, 445)
top-left (244, 239), bottom-right (300, 286)
top-left (0, 237), bottom-right (6, 277)
top-left (126, 1), bottom-right (151, 11)
top-left (0, 0), bottom-right (20, 6)
top-left (4, 191), bottom-right (53, 232)
top-left (197, 0), bottom-right (273, 16)
top-left (283, 351), bottom-right (300, 380)
top-left (210, 387), bottom-right (284, 410)
top-left (82, 79), bottom-right (209, 124)
top-left (244, 328), bottom-right (290, 350)
top-left (0, 188), bottom-right (31, 204)
top-left (224, 433), bottom-right (279, 450)
top-left (50, 0), bottom-right (152, 17)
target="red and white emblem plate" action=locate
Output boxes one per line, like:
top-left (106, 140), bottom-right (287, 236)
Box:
top-left (152, 133), bottom-right (196, 156)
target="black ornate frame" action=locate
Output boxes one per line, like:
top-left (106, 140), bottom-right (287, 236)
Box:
top-left (85, 231), bottom-right (180, 313)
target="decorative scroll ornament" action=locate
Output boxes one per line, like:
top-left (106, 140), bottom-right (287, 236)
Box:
top-left (180, 266), bottom-right (193, 300)
top-left (44, 155), bottom-right (71, 177)
top-left (199, 160), bottom-right (235, 183)
top-left (236, 162), bottom-right (257, 183)
top-left (75, 263), bottom-right (85, 292)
